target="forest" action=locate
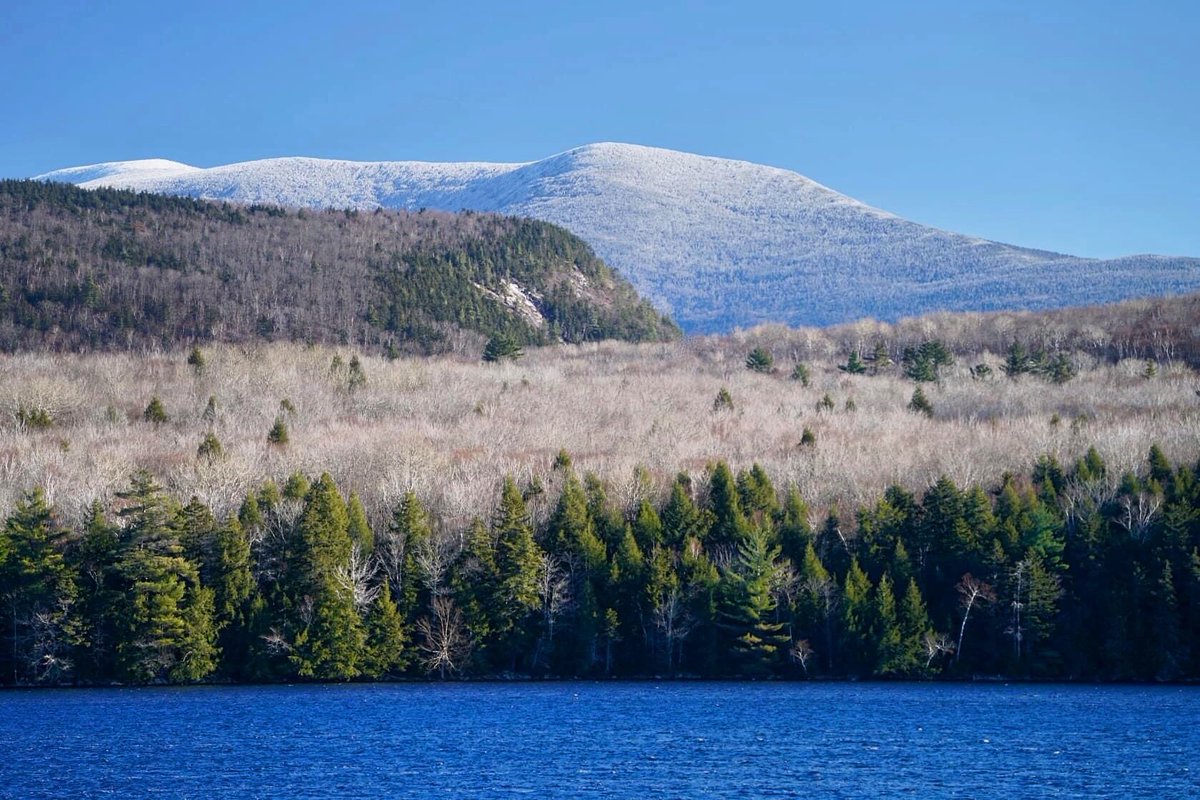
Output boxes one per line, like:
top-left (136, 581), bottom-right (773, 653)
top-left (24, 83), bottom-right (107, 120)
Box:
top-left (2, 443), bottom-right (1198, 685)
top-left (0, 179), bottom-right (677, 354)
top-left (2, 181), bottom-right (1199, 685)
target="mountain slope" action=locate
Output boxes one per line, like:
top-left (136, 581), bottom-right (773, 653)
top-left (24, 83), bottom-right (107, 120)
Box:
top-left (0, 180), bottom-right (678, 353)
top-left (38, 143), bottom-right (1200, 333)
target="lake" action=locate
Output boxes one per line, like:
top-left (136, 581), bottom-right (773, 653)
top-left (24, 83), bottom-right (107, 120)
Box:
top-left (1, 683), bottom-right (1196, 798)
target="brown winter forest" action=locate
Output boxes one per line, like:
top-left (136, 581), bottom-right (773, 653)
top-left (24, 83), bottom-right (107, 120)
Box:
top-left (3, 321), bottom-right (1197, 531)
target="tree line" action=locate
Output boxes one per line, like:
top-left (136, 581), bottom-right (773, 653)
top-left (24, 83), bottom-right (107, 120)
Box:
top-left (2, 444), bottom-right (1198, 685)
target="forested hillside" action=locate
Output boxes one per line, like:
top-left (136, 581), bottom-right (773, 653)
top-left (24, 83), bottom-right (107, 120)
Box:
top-left (3, 449), bottom-right (1198, 685)
top-left (0, 180), bottom-right (677, 353)
top-left (39, 143), bottom-right (1200, 332)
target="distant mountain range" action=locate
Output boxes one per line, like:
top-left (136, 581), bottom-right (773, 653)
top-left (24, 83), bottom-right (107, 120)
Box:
top-left (38, 143), bottom-right (1200, 333)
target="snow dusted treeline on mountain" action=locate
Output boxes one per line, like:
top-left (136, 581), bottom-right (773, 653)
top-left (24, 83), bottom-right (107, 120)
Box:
top-left (37, 143), bottom-right (1200, 333)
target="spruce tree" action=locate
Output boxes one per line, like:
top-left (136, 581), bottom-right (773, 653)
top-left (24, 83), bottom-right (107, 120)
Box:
top-left (872, 573), bottom-right (904, 676)
top-left (745, 347), bottom-right (774, 373)
top-left (840, 559), bottom-right (873, 674)
top-left (482, 333), bottom-right (523, 362)
top-left (660, 475), bottom-right (712, 548)
top-left (112, 472), bottom-right (217, 683)
top-left (347, 492), bottom-right (374, 554)
top-left (363, 582), bottom-right (407, 677)
top-left (708, 462), bottom-right (749, 549)
top-left (290, 474), bottom-right (365, 679)
top-left (0, 488), bottom-right (79, 684)
top-left (838, 351), bottom-right (867, 374)
top-left (898, 577), bottom-right (933, 676)
top-left (143, 396), bottom-right (169, 426)
top-left (492, 477), bottom-right (542, 669)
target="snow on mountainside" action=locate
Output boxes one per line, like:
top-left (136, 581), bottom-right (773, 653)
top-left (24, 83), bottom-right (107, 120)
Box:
top-left (37, 143), bottom-right (1200, 333)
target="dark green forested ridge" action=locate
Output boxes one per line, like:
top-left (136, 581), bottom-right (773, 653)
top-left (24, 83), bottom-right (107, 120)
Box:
top-left (3, 446), bottom-right (1199, 685)
top-left (0, 179), bottom-right (678, 353)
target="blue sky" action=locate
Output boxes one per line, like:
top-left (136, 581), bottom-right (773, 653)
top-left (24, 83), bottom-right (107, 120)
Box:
top-left (3, 1), bottom-right (1197, 258)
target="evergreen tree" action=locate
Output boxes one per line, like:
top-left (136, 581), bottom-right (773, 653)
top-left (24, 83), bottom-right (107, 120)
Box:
top-left (778, 487), bottom-right (813, 565)
top-left (112, 472), bottom-right (217, 683)
top-left (69, 501), bottom-right (122, 681)
top-left (872, 573), bottom-right (904, 676)
top-left (143, 396), bottom-right (169, 426)
top-left (482, 333), bottom-right (523, 362)
top-left (0, 489), bottom-right (79, 684)
top-left (661, 475), bottom-right (712, 547)
top-left (898, 578), bottom-right (933, 676)
top-left (363, 582), bottom-right (407, 677)
top-left (838, 351), bottom-right (867, 374)
top-left (840, 559), bottom-right (873, 674)
top-left (868, 341), bottom-right (893, 374)
top-left (186, 346), bottom-right (206, 376)
top-left (790, 363), bottom-right (811, 386)
top-left (347, 492), bottom-right (374, 554)
top-left (492, 477), bottom-right (543, 670)
top-left (745, 346), bottom-right (775, 373)
top-left (388, 491), bottom-right (432, 622)
top-left (631, 498), bottom-right (664, 554)
top-left (211, 517), bottom-right (255, 672)
top-left (716, 526), bottom-right (787, 676)
top-left (708, 462), bottom-right (749, 549)
top-left (909, 386), bottom-right (933, 417)
top-left (290, 473), bottom-right (365, 679)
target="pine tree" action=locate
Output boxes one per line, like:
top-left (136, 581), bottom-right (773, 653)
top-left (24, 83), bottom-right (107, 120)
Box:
top-left (898, 578), bottom-right (933, 676)
top-left (872, 573), bottom-right (904, 676)
top-left (492, 477), bottom-right (542, 670)
top-left (778, 487), bottom-right (813, 566)
top-left (631, 498), bottom-right (664, 554)
top-left (267, 417), bottom-right (289, 446)
top-left (363, 582), bottom-right (407, 677)
top-left (186, 346), bottom-right (206, 377)
top-left (745, 347), bottom-right (774, 373)
top-left (1002, 341), bottom-right (1032, 378)
top-left (196, 432), bottom-right (224, 462)
top-left (737, 464), bottom-right (779, 522)
top-left (840, 559), bottom-right (873, 674)
top-left (388, 491), bottom-right (432, 623)
top-left (346, 492), bottom-right (374, 554)
top-left (346, 355), bottom-right (367, 392)
top-left (908, 386), bottom-right (933, 417)
top-left (838, 351), bottom-right (867, 374)
top-left (69, 501), bottom-right (121, 681)
top-left (0, 488), bottom-right (79, 684)
top-left (708, 462), bottom-right (749, 548)
top-left (482, 333), bottom-right (523, 362)
top-left (868, 341), bottom-right (893, 374)
top-left (716, 526), bottom-right (787, 676)
top-left (712, 386), bottom-right (734, 412)
top-left (112, 473), bottom-right (217, 683)
top-left (211, 517), bottom-right (255, 672)
top-left (790, 363), bottom-right (811, 386)
top-left (143, 396), bottom-right (169, 426)
top-left (289, 473), bottom-right (365, 679)
top-left (547, 472), bottom-right (605, 571)
top-left (661, 475), bottom-right (712, 547)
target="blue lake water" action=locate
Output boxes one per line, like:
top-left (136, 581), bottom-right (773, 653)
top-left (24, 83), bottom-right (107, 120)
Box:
top-left (1, 683), bottom-right (1197, 799)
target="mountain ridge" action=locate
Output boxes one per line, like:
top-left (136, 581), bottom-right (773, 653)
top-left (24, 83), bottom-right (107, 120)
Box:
top-left (37, 143), bottom-right (1200, 333)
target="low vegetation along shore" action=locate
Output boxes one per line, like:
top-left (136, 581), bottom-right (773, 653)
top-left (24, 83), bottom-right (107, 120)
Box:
top-left (2, 333), bottom-right (1199, 685)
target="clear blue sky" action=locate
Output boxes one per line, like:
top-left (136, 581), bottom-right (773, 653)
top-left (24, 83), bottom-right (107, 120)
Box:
top-left (3, 1), bottom-right (1197, 258)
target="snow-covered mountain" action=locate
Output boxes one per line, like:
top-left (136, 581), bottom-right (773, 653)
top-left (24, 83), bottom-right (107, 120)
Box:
top-left (37, 143), bottom-right (1200, 333)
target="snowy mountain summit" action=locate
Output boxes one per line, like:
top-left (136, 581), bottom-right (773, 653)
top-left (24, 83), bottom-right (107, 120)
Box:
top-left (38, 143), bottom-right (1200, 333)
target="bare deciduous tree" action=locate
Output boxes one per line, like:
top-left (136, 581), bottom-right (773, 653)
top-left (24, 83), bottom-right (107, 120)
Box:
top-left (416, 597), bottom-right (471, 679)
top-left (955, 573), bottom-right (995, 666)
